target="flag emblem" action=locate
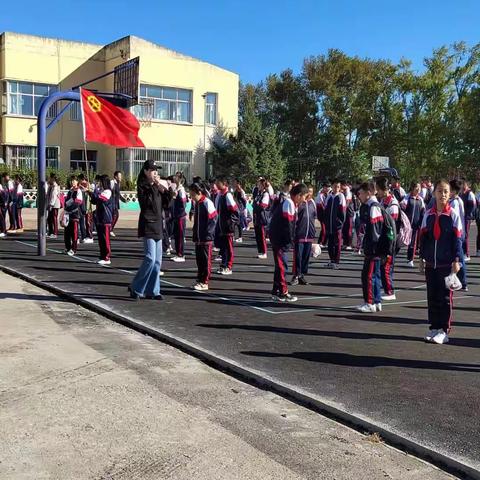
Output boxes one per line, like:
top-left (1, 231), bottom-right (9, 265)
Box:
top-left (87, 95), bottom-right (102, 113)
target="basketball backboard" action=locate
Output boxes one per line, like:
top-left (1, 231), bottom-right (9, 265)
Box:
top-left (372, 156), bottom-right (390, 171)
top-left (113, 56), bottom-right (140, 108)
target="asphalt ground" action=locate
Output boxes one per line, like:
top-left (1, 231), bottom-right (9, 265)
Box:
top-left (0, 227), bottom-right (479, 478)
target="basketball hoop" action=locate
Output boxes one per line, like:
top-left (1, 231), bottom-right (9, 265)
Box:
top-left (137, 98), bottom-right (154, 127)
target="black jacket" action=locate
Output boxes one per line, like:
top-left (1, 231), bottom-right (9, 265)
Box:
top-left (215, 189), bottom-right (239, 235)
top-left (137, 179), bottom-right (171, 240)
top-left (269, 197), bottom-right (296, 249)
top-left (90, 188), bottom-right (114, 225)
top-left (192, 195), bottom-right (217, 243)
top-left (295, 199), bottom-right (316, 242)
top-left (64, 188), bottom-right (83, 220)
top-left (360, 198), bottom-right (385, 256)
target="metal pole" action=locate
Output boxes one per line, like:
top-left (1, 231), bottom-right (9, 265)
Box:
top-left (37, 91), bottom-right (80, 256)
top-left (202, 93), bottom-right (207, 177)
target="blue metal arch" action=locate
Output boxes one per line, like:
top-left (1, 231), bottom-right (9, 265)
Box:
top-left (37, 91), bottom-right (80, 256)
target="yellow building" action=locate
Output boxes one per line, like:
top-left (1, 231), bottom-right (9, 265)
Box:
top-left (0, 32), bottom-right (239, 180)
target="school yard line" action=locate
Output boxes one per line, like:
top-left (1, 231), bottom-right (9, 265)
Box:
top-left (15, 241), bottom-right (277, 315)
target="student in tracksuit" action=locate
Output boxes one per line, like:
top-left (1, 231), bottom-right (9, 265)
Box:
top-left (315, 183), bottom-right (330, 247)
top-left (215, 176), bottom-right (239, 275)
top-left (5, 174), bottom-right (16, 231)
top-left (460, 180), bottom-right (476, 260)
top-left (341, 181), bottom-right (355, 249)
top-left (324, 180), bottom-right (346, 269)
top-left (419, 179), bottom-right (462, 345)
top-left (0, 182), bottom-right (7, 237)
top-left (269, 183), bottom-right (308, 303)
top-left (189, 183), bottom-right (217, 291)
top-left (233, 179), bottom-right (247, 243)
top-left (376, 177), bottom-right (400, 301)
top-left (13, 175), bottom-right (24, 232)
top-left (476, 189), bottom-right (480, 257)
top-left (401, 182), bottom-right (425, 266)
top-left (47, 174), bottom-right (61, 238)
top-left (356, 182), bottom-right (385, 313)
top-left (252, 179), bottom-right (270, 259)
top-left (449, 179), bottom-right (468, 291)
top-left (64, 175), bottom-right (84, 255)
top-left (89, 175), bottom-right (114, 265)
top-left (171, 174), bottom-right (187, 262)
top-left (291, 186), bottom-right (316, 286)
top-left (77, 174), bottom-right (93, 244)
top-left (110, 171), bottom-right (127, 236)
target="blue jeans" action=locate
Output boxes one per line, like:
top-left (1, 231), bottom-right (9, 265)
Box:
top-left (131, 238), bottom-right (162, 297)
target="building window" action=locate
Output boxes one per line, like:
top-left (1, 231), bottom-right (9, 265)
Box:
top-left (70, 101), bottom-right (81, 121)
top-left (70, 150), bottom-right (97, 172)
top-left (205, 93), bottom-right (217, 125)
top-left (133, 85), bottom-right (192, 123)
top-left (4, 145), bottom-right (59, 169)
top-left (6, 81), bottom-right (58, 118)
top-left (117, 148), bottom-right (192, 181)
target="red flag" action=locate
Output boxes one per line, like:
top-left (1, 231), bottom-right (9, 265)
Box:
top-left (80, 88), bottom-right (145, 147)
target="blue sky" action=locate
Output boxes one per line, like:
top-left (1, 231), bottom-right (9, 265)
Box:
top-left (3, 0), bottom-right (479, 83)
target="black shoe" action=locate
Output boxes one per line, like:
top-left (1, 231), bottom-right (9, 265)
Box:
top-left (298, 276), bottom-right (309, 285)
top-left (128, 287), bottom-right (141, 301)
top-left (146, 294), bottom-right (164, 300)
top-left (290, 276), bottom-right (299, 286)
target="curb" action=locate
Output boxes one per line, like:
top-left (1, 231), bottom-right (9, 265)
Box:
top-left (1, 263), bottom-right (478, 480)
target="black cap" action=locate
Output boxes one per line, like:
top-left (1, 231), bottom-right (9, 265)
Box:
top-left (143, 159), bottom-right (161, 171)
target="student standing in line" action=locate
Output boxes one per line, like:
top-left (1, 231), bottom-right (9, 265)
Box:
top-left (13, 175), bottom-right (24, 233)
top-left (47, 173), bottom-right (61, 238)
top-left (291, 185), bottom-right (316, 286)
top-left (63, 175), bottom-right (84, 256)
top-left (315, 182), bottom-right (330, 247)
top-left (460, 179), bottom-right (476, 261)
top-left (171, 173), bottom-right (187, 262)
top-left (0, 181), bottom-right (7, 237)
top-left (476, 187), bottom-right (480, 257)
top-left (110, 170), bottom-right (127, 237)
top-left (129, 160), bottom-right (171, 300)
top-left (391, 178), bottom-right (406, 203)
top-left (376, 177), bottom-right (400, 301)
top-left (77, 174), bottom-right (93, 244)
top-left (419, 179), bottom-right (462, 345)
top-left (214, 176), bottom-right (239, 275)
top-left (252, 178), bottom-right (270, 259)
top-left (278, 180), bottom-right (293, 202)
top-left (356, 182), bottom-right (387, 313)
top-left (89, 175), bottom-right (114, 265)
top-left (269, 183), bottom-right (308, 303)
top-left (324, 179), bottom-right (346, 269)
top-left (233, 178), bottom-right (247, 243)
top-left (4, 173), bottom-right (16, 232)
top-left (401, 182), bottom-right (425, 267)
top-left (449, 179), bottom-right (468, 291)
top-left (190, 183), bottom-right (217, 291)
top-left (341, 180), bottom-right (355, 250)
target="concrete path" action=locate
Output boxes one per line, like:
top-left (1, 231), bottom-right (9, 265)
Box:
top-left (0, 272), bottom-right (457, 480)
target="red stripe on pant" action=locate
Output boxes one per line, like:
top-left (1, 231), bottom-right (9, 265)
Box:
top-left (104, 224), bottom-right (111, 260)
top-left (367, 258), bottom-right (375, 305)
top-left (54, 209), bottom-right (58, 235)
top-left (261, 226), bottom-right (267, 254)
top-left (384, 255), bottom-right (393, 294)
top-left (73, 220), bottom-right (79, 252)
top-left (336, 230), bottom-right (342, 263)
top-left (206, 243), bottom-right (212, 283)
top-left (276, 249), bottom-right (288, 294)
top-left (227, 235), bottom-right (234, 269)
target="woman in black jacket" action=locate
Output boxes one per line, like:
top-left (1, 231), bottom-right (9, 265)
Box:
top-left (129, 160), bottom-right (171, 300)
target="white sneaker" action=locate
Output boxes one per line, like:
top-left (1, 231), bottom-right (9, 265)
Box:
top-left (432, 329), bottom-right (449, 345)
top-left (193, 283), bottom-right (209, 291)
top-left (356, 303), bottom-right (377, 313)
top-left (97, 259), bottom-right (111, 265)
top-left (214, 255), bottom-right (223, 262)
top-left (165, 248), bottom-right (172, 256)
top-left (83, 238), bottom-right (94, 244)
top-left (345, 246), bottom-right (353, 251)
top-left (424, 329), bottom-right (438, 342)
top-left (235, 238), bottom-right (243, 243)
top-left (213, 247), bottom-right (220, 252)
top-left (219, 267), bottom-right (233, 275)
top-left (381, 294), bottom-right (396, 301)
top-left (258, 253), bottom-right (267, 259)
top-left (375, 303), bottom-right (382, 312)
top-left (172, 256), bottom-right (186, 263)
top-left (407, 260), bottom-right (414, 268)
top-left (0, 233), bottom-right (6, 238)
top-left (110, 232), bottom-right (116, 237)
top-left (332, 263), bottom-right (340, 270)
top-left (464, 256), bottom-right (471, 262)
top-left (159, 271), bottom-right (165, 276)
top-left (66, 250), bottom-right (75, 256)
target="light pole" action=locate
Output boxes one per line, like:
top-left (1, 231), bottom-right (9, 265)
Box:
top-left (202, 93), bottom-right (207, 177)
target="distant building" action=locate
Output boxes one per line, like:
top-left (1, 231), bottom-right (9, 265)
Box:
top-left (0, 32), bottom-right (239, 180)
